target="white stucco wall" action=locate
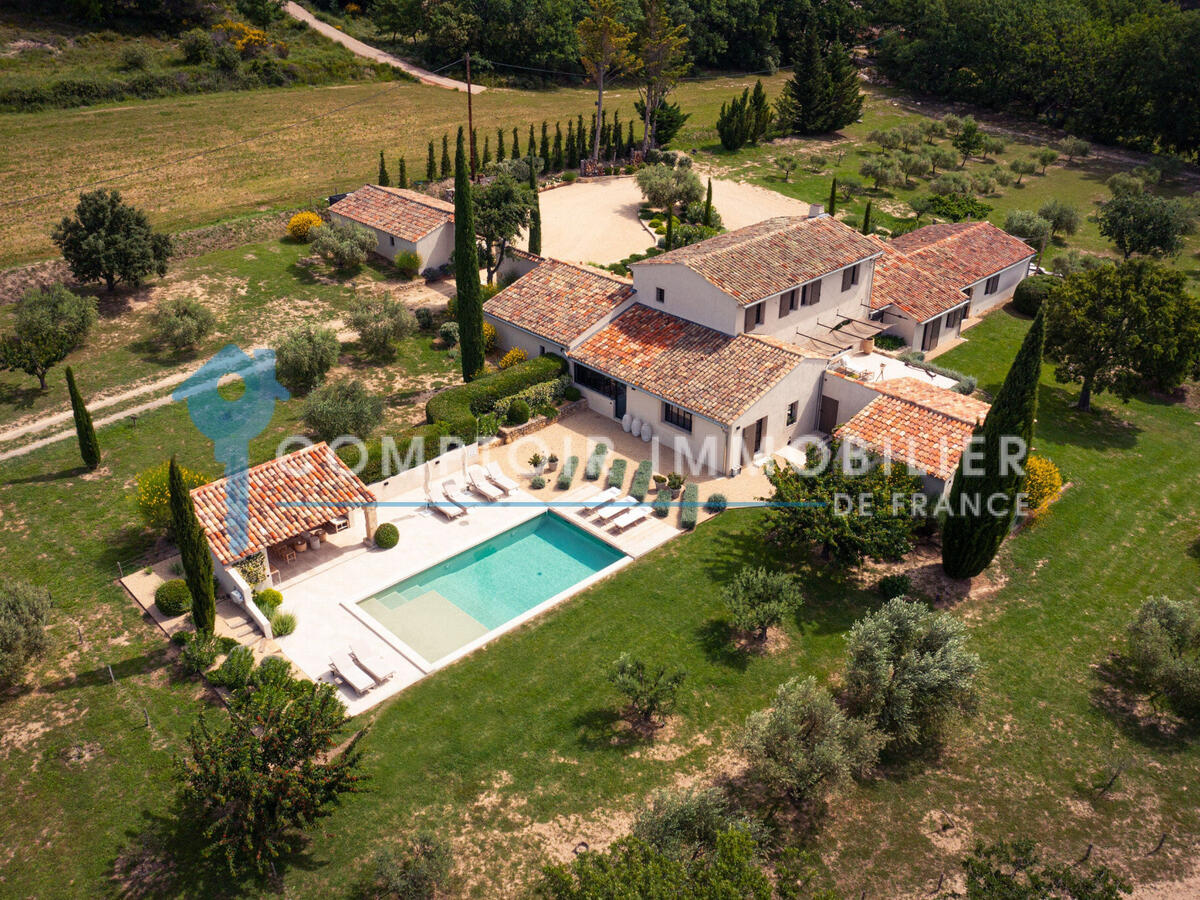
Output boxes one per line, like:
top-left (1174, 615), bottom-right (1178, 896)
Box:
top-left (629, 263), bottom-right (742, 334)
top-left (414, 222), bottom-right (455, 270)
top-left (726, 357), bottom-right (829, 469)
top-left (964, 257), bottom-right (1032, 315)
top-left (485, 316), bottom-right (569, 359)
top-left (819, 371), bottom-right (881, 430)
top-left (744, 259), bottom-right (878, 341)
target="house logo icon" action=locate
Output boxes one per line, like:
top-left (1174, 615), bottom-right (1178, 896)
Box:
top-left (173, 345), bottom-right (289, 556)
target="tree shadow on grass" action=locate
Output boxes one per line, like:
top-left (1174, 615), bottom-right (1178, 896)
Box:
top-left (3, 463), bottom-right (90, 485)
top-left (695, 618), bottom-right (750, 672)
top-left (571, 707), bottom-right (652, 753)
top-left (0, 380), bottom-right (44, 412)
top-left (39, 647), bottom-right (175, 695)
top-left (1037, 386), bottom-right (1141, 451)
top-left (1088, 654), bottom-right (1195, 751)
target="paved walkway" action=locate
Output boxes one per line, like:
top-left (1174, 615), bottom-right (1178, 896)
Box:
top-left (284, 2), bottom-right (483, 93)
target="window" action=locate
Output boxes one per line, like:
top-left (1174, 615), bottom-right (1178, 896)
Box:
top-left (573, 363), bottom-right (619, 398)
top-left (655, 287), bottom-right (666, 304)
top-left (663, 402), bottom-right (692, 432)
top-left (841, 264), bottom-right (860, 291)
top-left (786, 401), bottom-right (798, 425)
top-left (984, 274), bottom-right (1001, 295)
top-left (539, 345), bottom-right (546, 356)
top-left (945, 307), bottom-right (964, 329)
top-left (389, 234), bottom-right (395, 246)
top-left (800, 281), bottom-right (822, 306)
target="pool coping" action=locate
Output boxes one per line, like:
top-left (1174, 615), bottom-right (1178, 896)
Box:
top-left (340, 509), bottom-right (632, 676)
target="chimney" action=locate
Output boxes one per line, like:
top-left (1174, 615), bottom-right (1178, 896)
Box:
top-left (808, 204), bottom-right (825, 218)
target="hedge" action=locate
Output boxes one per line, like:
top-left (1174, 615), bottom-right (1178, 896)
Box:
top-left (1013, 274), bottom-right (1058, 317)
top-left (584, 443), bottom-right (609, 480)
top-left (630, 460), bottom-right (653, 501)
top-left (680, 483), bottom-right (699, 529)
top-left (652, 491), bottom-right (671, 518)
top-left (339, 421), bottom-right (451, 484)
top-left (491, 375), bottom-right (569, 423)
top-left (897, 351), bottom-right (978, 395)
top-left (607, 458), bottom-right (628, 490)
top-left (556, 455), bottom-right (579, 489)
top-left (425, 354), bottom-right (566, 441)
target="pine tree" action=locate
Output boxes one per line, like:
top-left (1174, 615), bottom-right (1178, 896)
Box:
top-left (539, 121), bottom-right (550, 163)
top-left (512, 126), bottom-right (520, 160)
top-left (497, 127), bottom-right (505, 161)
top-left (169, 455), bottom-right (215, 633)
top-left (748, 79), bottom-right (773, 142)
top-left (703, 178), bottom-right (713, 226)
top-left (942, 308), bottom-right (1046, 579)
top-left (440, 134), bottom-right (451, 179)
top-left (825, 43), bottom-right (864, 131)
top-left (861, 200), bottom-right (873, 234)
top-left (65, 366), bottom-right (99, 470)
top-left (453, 128), bottom-right (484, 381)
top-left (528, 157), bottom-right (542, 255)
top-left (397, 156), bottom-right (407, 188)
top-left (553, 122), bottom-right (564, 170)
top-left (377, 150), bottom-right (390, 186)
top-left (482, 135), bottom-right (492, 168)
top-left (774, 30), bottom-right (832, 135)
top-left (426, 140), bottom-right (436, 181)
top-left (828, 177), bottom-right (838, 215)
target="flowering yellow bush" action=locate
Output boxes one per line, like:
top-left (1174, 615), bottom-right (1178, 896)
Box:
top-left (1024, 455), bottom-right (1063, 511)
top-left (287, 211), bottom-right (323, 242)
top-left (483, 321), bottom-right (497, 353)
top-left (136, 461), bottom-right (208, 533)
top-left (213, 20), bottom-right (273, 58)
top-left (344, 2), bottom-right (362, 13)
top-left (498, 347), bottom-right (527, 370)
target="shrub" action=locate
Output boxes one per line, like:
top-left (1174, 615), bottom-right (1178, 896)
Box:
top-left (136, 460), bottom-right (206, 533)
top-left (150, 296), bottom-right (215, 350)
top-left (875, 334), bottom-right (905, 351)
top-left (562, 171), bottom-right (578, 183)
top-left (273, 324), bottom-right (339, 395)
top-left (368, 833), bottom-right (453, 899)
top-left (896, 352), bottom-right (977, 394)
top-left (877, 573), bottom-right (911, 599)
top-left (374, 522), bottom-right (399, 549)
top-left (0, 578), bottom-right (51, 687)
top-left (629, 460), bottom-right (653, 501)
top-left (438, 321), bottom-right (459, 345)
top-left (270, 611), bottom-right (297, 636)
top-left (564, 385), bottom-right (581, 401)
top-left (704, 493), bottom-right (727, 514)
top-left (119, 45), bottom-right (151, 71)
top-left (155, 579), bottom-right (191, 617)
top-left (724, 567), bottom-right (803, 642)
top-left (180, 631), bottom-right (220, 675)
top-left (348, 296), bottom-right (417, 359)
top-left (530, 475), bottom-right (546, 489)
top-left (632, 787), bottom-right (766, 859)
top-left (1023, 455), bottom-right (1062, 510)
top-left (680, 483), bottom-right (699, 529)
top-left (608, 652), bottom-right (686, 727)
top-left (1126, 596), bottom-right (1200, 721)
top-left (584, 443), bottom-right (608, 480)
top-left (1012, 274), bottom-right (1058, 317)
top-left (652, 492), bottom-right (670, 518)
top-left (415, 307), bottom-right (434, 330)
top-left (607, 458), bottom-right (627, 489)
top-left (482, 321), bottom-right (497, 353)
top-left (393, 250), bottom-right (421, 279)
top-left (556, 455), bottom-right (579, 489)
top-left (312, 221), bottom-right (376, 269)
top-left (287, 210), bottom-right (323, 242)
top-left (211, 645), bottom-right (254, 689)
top-left (490, 376), bottom-right (568, 422)
top-left (424, 354), bottom-right (566, 442)
top-left (253, 588), bottom-right (283, 616)
top-left (302, 379), bottom-right (384, 442)
top-left (499, 347), bottom-right (527, 370)
top-left (507, 398), bottom-right (530, 425)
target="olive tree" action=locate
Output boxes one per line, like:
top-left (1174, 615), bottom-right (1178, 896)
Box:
top-left (302, 379), bottom-right (384, 442)
top-left (1125, 596), bottom-right (1200, 721)
top-left (150, 296), bottom-right (215, 351)
top-left (312, 221), bottom-right (377, 270)
top-left (722, 566), bottom-right (802, 643)
top-left (0, 578), bottom-right (52, 687)
top-left (0, 285), bottom-right (97, 389)
top-left (347, 296), bottom-right (417, 359)
top-left (608, 652), bottom-right (685, 728)
top-left (273, 324), bottom-right (340, 395)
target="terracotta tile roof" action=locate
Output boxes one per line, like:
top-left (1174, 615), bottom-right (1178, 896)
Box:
top-left (868, 240), bottom-right (969, 323)
top-left (328, 185), bottom-right (454, 242)
top-left (890, 221), bottom-right (1035, 288)
top-left (836, 395), bottom-right (979, 481)
top-left (483, 258), bottom-right (634, 347)
top-left (191, 443), bottom-right (376, 566)
top-left (569, 304), bottom-right (808, 425)
top-left (871, 376), bottom-right (991, 424)
top-left (630, 216), bottom-right (883, 305)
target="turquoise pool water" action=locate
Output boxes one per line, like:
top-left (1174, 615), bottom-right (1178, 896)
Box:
top-left (357, 513), bottom-right (626, 664)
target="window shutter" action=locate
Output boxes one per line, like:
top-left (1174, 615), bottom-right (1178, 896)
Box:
top-left (779, 294), bottom-right (790, 318)
top-left (810, 280), bottom-right (822, 305)
top-left (744, 306), bottom-right (757, 332)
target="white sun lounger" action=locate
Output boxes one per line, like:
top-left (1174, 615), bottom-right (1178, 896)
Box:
top-left (582, 486), bottom-right (621, 513)
top-left (442, 478), bottom-right (473, 513)
top-left (467, 464), bottom-right (503, 501)
top-left (330, 650), bottom-right (375, 695)
top-left (611, 506), bottom-right (649, 532)
top-left (426, 486), bottom-right (465, 520)
top-left (350, 647), bottom-right (396, 684)
top-left (485, 461), bottom-right (520, 494)
top-left (595, 496), bottom-right (636, 523)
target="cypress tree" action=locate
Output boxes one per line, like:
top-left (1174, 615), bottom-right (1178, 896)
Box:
top-left (440, 133), bottom-right (451, 179)
top-left (512, 126), bottom-right (520, 160)
top-left (426, 140), bottom-right (436, 181)
top-left (528, 124), bottom-right (536, 163)
top-left (577, 114), bottom-right (586, 160)
top-left (553, 122), bottom-right (564, 171)
top-left (665, 212), bottom-right (673, 251)
top-left (861, 200), bottom-right (873, 234)
top-left (470, 127), bottom-right (479, 175)
top-left (497, 127), bottom-right (506, 161)
top-left (528, 156), bottom-right (542, 255)
top-left (539, 121), bottom-right (550, 163)
top-left (567, 120), bottom-right (578, 168)
top-left (377, 150), bottom-right (390, 186)
top-left (828, 177), bottom-right (837, 215)
top-left (942, 307), bottom-right (1046, 579)
top-left (627, 120), bottom-right (634, 153)
top-left (397, 156), bottom-right (407, 188)
top-left (612, 110), bottom-right (622, 156)
top-left (65, 366), bottom-right (99, 470)
top-left (482, 135), bottom-right (492, 169)
top-left (703, 178), bottom-right (713, 226)
top-left (454, 128), bottom-right (484, 381)
top-left (169, 455), bottom-right (215, 633)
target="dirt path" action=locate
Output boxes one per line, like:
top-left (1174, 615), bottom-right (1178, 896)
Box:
top-left (284, 2), bottom-right (483, 94)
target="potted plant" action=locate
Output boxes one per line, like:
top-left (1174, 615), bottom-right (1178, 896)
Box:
top-left (652, 473), bottom-right (668, 492)
top-left (528, 452), bottom-right (546, 474)
top-left (546, 453), bottom-right (559, 472)
top-left (666, 471), bottom-right (686, 499)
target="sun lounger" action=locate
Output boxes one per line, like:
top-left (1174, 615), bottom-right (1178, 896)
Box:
top-left (442, 478), bottom-right (473, 513)
top-left (485, 461), bottom-right (520, 494)
top-left (610, 506), bottom-right (649, 532)
top-left (595, 496), bottom-right (635, 523)
top-left (350, 647), bottom-right (396, 684)
top-left (426, 486), bottom-right (465, 520)
top-left (329, 651), bottom-right (376, 695)
top-left (582, 486), bottom-right (621, 513)
top-left (466, 464), bottom-right (503, 501)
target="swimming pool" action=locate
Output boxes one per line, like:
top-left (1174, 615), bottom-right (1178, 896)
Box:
top-left (355, 512), bottom-right (627, 667)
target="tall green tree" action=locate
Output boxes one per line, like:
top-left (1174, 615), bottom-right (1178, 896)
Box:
top-left (952, 117), bottom-right (986, 166)
top-left (168, 455), bottom-right (215, 633)
top-left (1098, 194), bottom-right (1194, 259)
top-left (397, 155), bottom-right (407, 188)
top-left (474, 172), bottom-right (533, 282)
top-left (65, 366), bottom-right (100, 470)
top-left (453, 129), bottom-right (485, 381)
top-left (702, 178), bottom-right (713, 226)
top-left (828, 177), bottom-right (837, 214)
top-left (527, 159), bottom-right (542, 255)
top-left (377, 150), bottom-right (390, 186)
top-left (51, 189), bottom-right (171, 292)
top-left (0, 284), bottom-right (97, 389)
top-left (578, 0), bottom-right (637, 162)
top-left (861, 199), bottom-right (873, 234)
top-left (425, 140), bottom-right (436, 181)
top-left (941, 307), bottom-right (1045, 579)
top-left (552, 122), bottom-right (564, 170)
top-left (511, 125), bottom-right (520, 159)
top-left (497, 126), bottom-right (505, 160)
top-left (566, 119), bottom-right (578, 168)
top-left (439, 133), bottom-right (451, 179)
top-left (774, 30), bottom-right (838, 135)
top-left (635, 0), bottom-right (688, 151)
top-left (747, 79), bottom-right (773, 142)
top-left (716, 88), bottom-right (752, 150)
top-left (539, 121), bottom-right (550, 162)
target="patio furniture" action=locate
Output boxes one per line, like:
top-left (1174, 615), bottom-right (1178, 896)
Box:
top-left (442, 478), bottom-right (473, 514)
top-left (484, 461), bottom-right (520, 495)
top-left (274, 543), bottom-right (296, 564)
top-left (328, 515), bottom-right (349, 533)
top-left (595, 496), bottom-right (635, 523)
top-left (466, 464), bottom-right (503, 501)
top-left (611, 506), bottom-right (649, 532)
top-left (268, 565), bottom-right (280, 583)
top-left (581, 486), bottom-right (620, 513)
top-left (351, 647), bottom-right (396, 684)
top-left (329, 651), bottom-right (376, 695)
top-left (426, 486), bottom-right (465, 520)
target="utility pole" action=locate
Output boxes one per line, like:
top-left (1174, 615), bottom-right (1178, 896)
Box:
top-left (465, 53), bottom-right (477, 182)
